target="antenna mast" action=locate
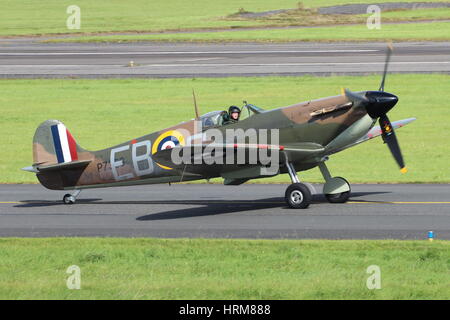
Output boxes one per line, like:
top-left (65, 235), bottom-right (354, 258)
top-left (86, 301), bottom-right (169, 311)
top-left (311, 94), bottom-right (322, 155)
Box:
top-left (192, 89), bottom-right (200, 120)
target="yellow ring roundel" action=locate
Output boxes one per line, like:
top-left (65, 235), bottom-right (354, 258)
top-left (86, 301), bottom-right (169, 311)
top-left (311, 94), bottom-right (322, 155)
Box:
top-left (151, 130), bottom-right (185, 170)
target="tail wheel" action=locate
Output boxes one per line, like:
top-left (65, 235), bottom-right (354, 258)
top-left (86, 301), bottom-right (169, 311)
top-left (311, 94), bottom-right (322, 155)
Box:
top-left (63, 194), bottom-right (76, 205)
top-left (285, 183), bottom-right (312, 209)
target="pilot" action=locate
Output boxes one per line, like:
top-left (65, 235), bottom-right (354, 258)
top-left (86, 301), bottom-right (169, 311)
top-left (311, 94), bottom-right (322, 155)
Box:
top-left (222, 106), bottom-right (241, 125)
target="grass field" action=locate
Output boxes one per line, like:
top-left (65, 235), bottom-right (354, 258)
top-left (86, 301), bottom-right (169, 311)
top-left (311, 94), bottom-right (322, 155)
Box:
top-left (53, 21), bottom-right (450, 43)
top-left (1, 0), bottom-right (449, 39)
top-left (0, 238), bottom-right (448, 299)
top-left (1, 74), bottom-right (449, 184)
top-left (379, 8), bottom-right (450, 20)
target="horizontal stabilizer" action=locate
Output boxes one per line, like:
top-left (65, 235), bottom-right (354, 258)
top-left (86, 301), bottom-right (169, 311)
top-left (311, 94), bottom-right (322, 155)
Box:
top-left (22, 160), bottom-right (91, 173)
top-left (21, 166), bottom-right (39, 173)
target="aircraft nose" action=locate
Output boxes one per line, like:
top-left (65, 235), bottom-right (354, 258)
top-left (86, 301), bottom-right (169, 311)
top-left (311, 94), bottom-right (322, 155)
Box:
top-left (365, 91), bottom-right (399, 118)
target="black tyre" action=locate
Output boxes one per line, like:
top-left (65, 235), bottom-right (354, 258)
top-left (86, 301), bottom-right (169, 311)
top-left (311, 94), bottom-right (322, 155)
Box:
top-left (325, 177), bottom-right (351, 203)
top-left (285, 183), bottom-right (312, 209)
top-left (63, 194), bottom-right (75, 205)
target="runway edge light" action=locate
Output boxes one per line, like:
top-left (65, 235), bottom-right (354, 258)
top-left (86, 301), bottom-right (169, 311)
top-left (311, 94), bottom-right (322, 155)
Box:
top-left (428, 231), bottom-right (435, 242)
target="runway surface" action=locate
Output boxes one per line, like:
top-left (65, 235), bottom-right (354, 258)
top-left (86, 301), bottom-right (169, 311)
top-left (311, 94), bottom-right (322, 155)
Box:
top-left (0, 41), bottom-right (449, 78)
top-left (0, 184), bottom-right (449, 239)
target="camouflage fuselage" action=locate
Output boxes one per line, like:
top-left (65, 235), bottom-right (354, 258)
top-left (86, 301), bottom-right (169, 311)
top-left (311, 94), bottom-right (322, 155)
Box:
top-left (34, 94), bottom-right (369, 190)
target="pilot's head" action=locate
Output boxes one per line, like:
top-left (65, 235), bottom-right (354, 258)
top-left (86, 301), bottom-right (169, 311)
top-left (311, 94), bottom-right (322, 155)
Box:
top-left (228, 106), bottom-right (241, 120)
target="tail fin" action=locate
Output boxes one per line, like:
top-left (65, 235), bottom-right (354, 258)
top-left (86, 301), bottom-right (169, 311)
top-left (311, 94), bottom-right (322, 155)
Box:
top-left (33, 120), bottom-right (86, 166)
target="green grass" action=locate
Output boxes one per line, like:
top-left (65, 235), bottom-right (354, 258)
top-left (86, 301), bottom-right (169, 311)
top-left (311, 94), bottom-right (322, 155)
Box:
top-left (226, 7), bottom-right (450, 29)
top-left (1, 75), bottom-right (449, 184)
top-left (375, 8), bottom-right (450, 20)
top-left (0, 238), bottom-right (448, 299)
top-left (0, 0), bottom-right (314, 36)
top-left (1, 0), bottom-right (449, 37)
top-left (52, 21), bottom-right (450, 43)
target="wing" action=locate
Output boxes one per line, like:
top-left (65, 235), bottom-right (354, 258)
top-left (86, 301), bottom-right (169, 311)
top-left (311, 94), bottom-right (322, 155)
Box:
top-left (328, 117), bottom-right (416, 155)
top-left (152, 142), bottom-right (324, 182)
top-left (153, 142), bottom-right (324, 166)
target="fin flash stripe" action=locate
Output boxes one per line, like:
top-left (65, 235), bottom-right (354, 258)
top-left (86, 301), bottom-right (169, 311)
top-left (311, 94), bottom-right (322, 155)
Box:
top-left (50, 124), bottom-right (78, 163)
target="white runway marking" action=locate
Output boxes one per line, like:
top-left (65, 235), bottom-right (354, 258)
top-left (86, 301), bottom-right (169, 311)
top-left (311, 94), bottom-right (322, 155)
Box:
top-left (0, 49), bottom-right (379, 56)
top-left (1, 61), bottom-right (448, 68)
top-left (175, 57), bottom-right (223, 62)
top-left (140, 61), bottom-right (450, 67)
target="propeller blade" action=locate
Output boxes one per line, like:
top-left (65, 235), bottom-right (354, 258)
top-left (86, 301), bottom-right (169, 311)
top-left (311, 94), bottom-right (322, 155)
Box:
top-left (379, 43), bottom-right (393, 92)
top-left (379, 114), bottom-right (407, 173)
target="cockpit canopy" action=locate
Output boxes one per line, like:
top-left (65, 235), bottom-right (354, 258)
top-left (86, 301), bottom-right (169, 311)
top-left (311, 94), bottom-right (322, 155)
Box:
top-left (198, 104), bottom-right (264, 129)
top-left (199, 110), bottom-right (227, 129)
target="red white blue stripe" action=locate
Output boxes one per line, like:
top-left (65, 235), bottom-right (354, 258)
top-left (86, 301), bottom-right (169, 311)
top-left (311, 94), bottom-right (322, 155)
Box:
top-left (50, 124), bottom-right (78, 163)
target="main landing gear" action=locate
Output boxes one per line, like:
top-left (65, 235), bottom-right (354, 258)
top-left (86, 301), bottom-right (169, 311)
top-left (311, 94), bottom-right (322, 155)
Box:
top-left (284, 161), bottom-right (312, 209)
top-left (318, 162), bottom-right (351, 204)
top-left (284, 159), bottom-right (351, 209)
top-left (63, 190), bottom-right (81, 205)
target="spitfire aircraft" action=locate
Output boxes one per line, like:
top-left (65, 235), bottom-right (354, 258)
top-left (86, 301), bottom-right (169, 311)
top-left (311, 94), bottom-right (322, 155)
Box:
top-left (23, 46), bottom-right (415, 209)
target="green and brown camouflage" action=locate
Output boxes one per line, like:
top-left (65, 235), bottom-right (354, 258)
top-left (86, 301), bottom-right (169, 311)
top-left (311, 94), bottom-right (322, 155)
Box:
top-left (24, 90), bottom-right (414, 191)
top-left (22, 45), bottom-right (416, 208)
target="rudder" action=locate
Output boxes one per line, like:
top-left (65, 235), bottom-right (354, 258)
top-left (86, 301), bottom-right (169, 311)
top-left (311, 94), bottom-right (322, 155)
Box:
top-left (33, 120), bottom-right (85, 166)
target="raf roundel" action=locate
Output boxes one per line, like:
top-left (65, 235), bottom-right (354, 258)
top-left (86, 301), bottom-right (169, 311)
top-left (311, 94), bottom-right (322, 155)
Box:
top-left (151, 130), bottom-right (185, 170)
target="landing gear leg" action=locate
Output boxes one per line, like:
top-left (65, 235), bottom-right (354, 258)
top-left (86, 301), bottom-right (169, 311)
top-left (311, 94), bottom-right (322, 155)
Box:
top-left (284, 160), bottom-right (312, 209)
top-left (63, 189), bottom-right (81, 205)
top-left (318, 161), bottom-right (351, 203)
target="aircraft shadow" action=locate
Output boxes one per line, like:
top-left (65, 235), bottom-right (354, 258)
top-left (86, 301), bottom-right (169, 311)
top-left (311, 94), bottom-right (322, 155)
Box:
top-left (14, 198), bottom-right (103, 207)
top-left (136, 191), bottom-right (391, 221)
top-left (13, 191), bottom-right (390, 211)
top-left (136, 197), bottom-right (285, 221)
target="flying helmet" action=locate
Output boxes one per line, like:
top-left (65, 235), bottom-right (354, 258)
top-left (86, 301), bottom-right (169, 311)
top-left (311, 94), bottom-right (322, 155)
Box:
top-left (228, 106), bottom-right (241, 114)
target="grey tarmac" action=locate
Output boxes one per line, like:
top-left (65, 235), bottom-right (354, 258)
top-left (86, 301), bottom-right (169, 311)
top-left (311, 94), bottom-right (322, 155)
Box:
top-left (0, 183), bottom-right (449, 239)
top-left (0, 41), bottom-right (449, 78)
